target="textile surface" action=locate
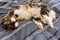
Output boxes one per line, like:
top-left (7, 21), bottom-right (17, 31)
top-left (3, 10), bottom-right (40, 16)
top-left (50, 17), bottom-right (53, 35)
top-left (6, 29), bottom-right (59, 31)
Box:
top-left (0, 0), bottom-right (60, 40)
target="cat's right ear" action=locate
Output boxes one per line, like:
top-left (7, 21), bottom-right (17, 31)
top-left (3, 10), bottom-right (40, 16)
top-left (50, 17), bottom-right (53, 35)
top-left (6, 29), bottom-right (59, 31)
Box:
top-left (8, 10), bottom-right (14, 16)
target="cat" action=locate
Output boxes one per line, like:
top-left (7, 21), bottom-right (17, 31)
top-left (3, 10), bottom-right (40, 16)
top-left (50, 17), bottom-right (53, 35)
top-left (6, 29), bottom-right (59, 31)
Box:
top-left (1, 2), bottom-right (56, 30)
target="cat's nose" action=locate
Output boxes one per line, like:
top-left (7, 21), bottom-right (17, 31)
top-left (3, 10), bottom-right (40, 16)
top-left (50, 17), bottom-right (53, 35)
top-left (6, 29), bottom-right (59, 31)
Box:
top-left (10, 17), bottom-right (16, 22)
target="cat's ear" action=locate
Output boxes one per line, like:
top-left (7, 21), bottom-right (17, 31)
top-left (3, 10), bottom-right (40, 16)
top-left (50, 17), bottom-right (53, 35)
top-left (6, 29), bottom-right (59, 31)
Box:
top-left (8, 10), bottom-right (14, 16)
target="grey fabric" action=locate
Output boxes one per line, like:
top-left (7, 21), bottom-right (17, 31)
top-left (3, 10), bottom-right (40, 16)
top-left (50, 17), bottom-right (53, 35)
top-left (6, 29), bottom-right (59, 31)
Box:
top-left (0, 0), bottom-right (60, 40)
top-left (52, 3), bottom-right (60, 13)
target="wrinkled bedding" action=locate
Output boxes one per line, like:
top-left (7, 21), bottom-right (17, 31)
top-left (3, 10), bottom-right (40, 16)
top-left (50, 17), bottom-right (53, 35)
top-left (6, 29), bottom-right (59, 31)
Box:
top-left (0, 0), bottom-right (60, 40)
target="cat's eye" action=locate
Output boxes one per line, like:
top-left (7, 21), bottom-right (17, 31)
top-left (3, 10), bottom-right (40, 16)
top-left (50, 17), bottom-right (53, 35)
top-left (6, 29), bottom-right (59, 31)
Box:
top-left (15, 14), bottom-right (18, 18)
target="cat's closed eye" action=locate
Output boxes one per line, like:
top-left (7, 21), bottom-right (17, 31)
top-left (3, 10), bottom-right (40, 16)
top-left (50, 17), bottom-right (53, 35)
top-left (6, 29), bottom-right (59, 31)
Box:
top-left (14, 14), bottom-right (18, 18)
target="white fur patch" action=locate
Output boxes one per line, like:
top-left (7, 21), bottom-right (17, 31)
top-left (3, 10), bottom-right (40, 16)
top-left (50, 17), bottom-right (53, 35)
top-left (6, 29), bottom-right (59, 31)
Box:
top-left (49, 10), bottom-right (56, 21)
top-left (43, 15), bottom-right (53, 28)
top-left (15, 22), bottom-right (19, 27)
top-left (10, 17), bottom-right (16, 22)
top-left (14, 8), bottom-right (24, 15)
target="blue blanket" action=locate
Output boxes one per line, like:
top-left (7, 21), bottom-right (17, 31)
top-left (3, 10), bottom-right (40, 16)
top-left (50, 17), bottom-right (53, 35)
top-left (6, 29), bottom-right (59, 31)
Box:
top-left (0, 0), bottom-right (60, 40)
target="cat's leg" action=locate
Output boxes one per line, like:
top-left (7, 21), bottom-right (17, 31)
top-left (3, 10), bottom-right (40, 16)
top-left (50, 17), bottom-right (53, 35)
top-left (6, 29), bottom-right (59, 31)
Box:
top-left (46, 17), bottom-right (53, 28)
top-left (43, 15), bottom-right (53, 28)
top-left (33, 19), bottom-right (43, 30)
top-left (46, 19), bottom-right (53, 28)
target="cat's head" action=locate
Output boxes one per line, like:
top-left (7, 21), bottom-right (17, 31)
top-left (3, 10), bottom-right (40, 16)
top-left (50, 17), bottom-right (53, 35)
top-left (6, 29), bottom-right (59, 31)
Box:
top-left (1, 10), bottom-right (19, 31)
